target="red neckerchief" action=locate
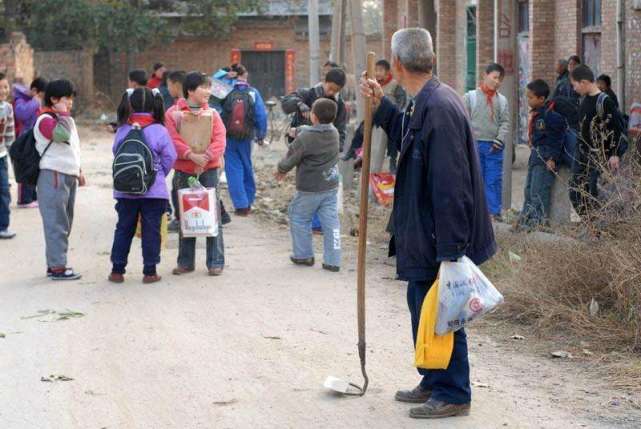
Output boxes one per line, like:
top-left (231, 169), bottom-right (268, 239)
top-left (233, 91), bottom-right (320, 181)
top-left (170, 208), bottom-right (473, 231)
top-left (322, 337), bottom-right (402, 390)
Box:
top-left (377, 74), bottom-right (394, 87)
top-left (479, 83), bottom-right (497, 120)
top-left (128, 113), bottom-right (155, 128)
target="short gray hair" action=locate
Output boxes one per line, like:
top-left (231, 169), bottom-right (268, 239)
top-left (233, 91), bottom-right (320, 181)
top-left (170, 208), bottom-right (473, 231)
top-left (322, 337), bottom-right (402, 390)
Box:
top-left (391, 28), bottom-right (434, 74)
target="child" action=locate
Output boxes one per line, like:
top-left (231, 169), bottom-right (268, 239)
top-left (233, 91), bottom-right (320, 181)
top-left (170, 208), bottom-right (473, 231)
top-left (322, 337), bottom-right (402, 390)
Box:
top-left (0, 73), bottom-right (15, 239)
top-left (222, 64), bottom-right (267, 216)
top-left (517, 79), bottom-right (565, 229)
top-left (276, 98), bottom-right (341, 272)
top-left (163, 70), bottom-right (186, 111)
top-left (35, 80), bottom-right (85, 280)
top-left (109, 88), bottom-right (177, 284)
top-left (128, 70), bottom-right (148, 89)
top-left (464, 63), bottom-right (510, 221)
top-left (570, 65), bottom-right (625, 219)
top-left (596, 74), bottom-right (619, 110)
top-left (13, 77), bottom-right (48, 208)
top-left (165, 72), bottom-right (227, 276)
top-left (147, 63), bottom-right (166, 89)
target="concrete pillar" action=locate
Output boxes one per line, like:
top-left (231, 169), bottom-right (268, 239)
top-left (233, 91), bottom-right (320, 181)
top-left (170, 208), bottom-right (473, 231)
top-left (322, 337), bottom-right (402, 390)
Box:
top-left (476, 0), bottom-right (495, 86)
top-left (382, 0), bottom-right (399, 59)
top-left (495, 0), bottom-right (517, 212)
top-left (549, 167), bottom-right (573, 226)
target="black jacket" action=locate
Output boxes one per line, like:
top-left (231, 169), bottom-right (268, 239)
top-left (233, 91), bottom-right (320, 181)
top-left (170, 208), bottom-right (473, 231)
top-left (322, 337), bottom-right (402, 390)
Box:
top-left (281, 83), bottom-right (347, 150)
top-left (374, 78), bottom-right (496, 281)
top-left (529, 106), bottom-right (566, 166)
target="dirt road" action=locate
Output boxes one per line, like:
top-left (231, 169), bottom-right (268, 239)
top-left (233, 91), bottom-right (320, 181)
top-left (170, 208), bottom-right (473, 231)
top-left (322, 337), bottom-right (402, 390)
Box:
top-left (1, 127), bottom-right (639, 429)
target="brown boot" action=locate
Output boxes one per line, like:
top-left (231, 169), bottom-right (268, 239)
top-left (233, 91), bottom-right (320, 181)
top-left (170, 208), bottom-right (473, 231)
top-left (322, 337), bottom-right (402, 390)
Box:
top-left (409, 398), bottom-right (471, 419)
top-left (108, 273), bottom-right (125, 283)
top-left (172, 266), bottom-right (195, 275)
top-left (208, 268), bottom-right (224, 276)
top-left (143, 274), bottom-right (162, 284)
top-left (394, 385), bottom-right (432, 404)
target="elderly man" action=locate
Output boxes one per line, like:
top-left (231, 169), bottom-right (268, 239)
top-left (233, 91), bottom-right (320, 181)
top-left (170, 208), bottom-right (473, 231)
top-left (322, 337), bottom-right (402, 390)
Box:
top-left (361, 28), bottom-right (496, 419)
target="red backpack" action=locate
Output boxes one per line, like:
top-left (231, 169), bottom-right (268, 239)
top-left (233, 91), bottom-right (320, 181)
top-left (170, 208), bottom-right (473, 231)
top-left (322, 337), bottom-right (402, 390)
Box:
top-left (222, 89), bottom-right (255, 139)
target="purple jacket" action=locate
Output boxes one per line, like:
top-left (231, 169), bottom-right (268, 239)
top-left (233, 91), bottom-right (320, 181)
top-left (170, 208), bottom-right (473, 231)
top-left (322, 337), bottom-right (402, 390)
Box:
top-left (13, 84), bottom-right (40, 135)
top-left (113, 120), bottom-right (177, 200)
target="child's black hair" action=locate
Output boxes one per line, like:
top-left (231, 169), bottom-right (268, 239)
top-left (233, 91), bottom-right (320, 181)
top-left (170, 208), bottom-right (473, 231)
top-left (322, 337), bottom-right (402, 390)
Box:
top-left (231, 63), bottom-right (247, 76)
top-left (526, 79), bottom-right (550, 99)
top-left (117, 87), bottom-right (165, 126)
top-left (182, 72), bottom-right (211, 99)
top-left (153, 62), bottom-right (164, 72)
top-left (324, 68), bottom-right (346, 88)
top-left (312, 98), bottom-right (337, 124)
top-left (568, 55), bottom-right (582, 65)
top-left (485, 62), bottom-right (505, 78)
top-left (570, 64), bottom-right (595, 83)
top-left (129, 69), bottom-right (148, 86)
top-left (168, 70), bottom-right (186, 84)
top-left (376, 59), bottom-right (391, 71)
top-left (30, 77), bottom-right (48, 93)
top-left (44, 80), bottom-right (76, 107)
top-left (597, 74), bottom-right (612, 88)
top-left (0, 72), bottom-right (6, 81)
top-left (324, 61), bottom-right (340, 68)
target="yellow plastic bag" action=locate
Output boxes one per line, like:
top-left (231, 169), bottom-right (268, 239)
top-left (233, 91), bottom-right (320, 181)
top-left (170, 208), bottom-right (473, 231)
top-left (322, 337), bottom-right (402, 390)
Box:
top-left (415, 279), bottom-right (455, 369)
top-left (135, 212), bottom-right (169, 248)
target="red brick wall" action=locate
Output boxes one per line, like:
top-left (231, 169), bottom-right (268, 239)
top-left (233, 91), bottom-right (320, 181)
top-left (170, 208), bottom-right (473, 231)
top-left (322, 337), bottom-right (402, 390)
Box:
top-left (383, 0), bottom-right (399, 59)
top-left (554, 0), bottom-right (581, 63)
top-left (626, 1), bottom-right (641, 110)
top-left (477, 0), bottom-right (495, 85)
top-left (529, 0), bottom-right (557, 84)
top-left (436, 0), bottom-right (458, 89)
top-left (98, 19), bottom-right (381, 103)
top-left (0, 33), bottom-right (34, 85)
top-left (34, 48), bottom-right (95, 109)
top-left (599, 0), bottom-right (618, 86)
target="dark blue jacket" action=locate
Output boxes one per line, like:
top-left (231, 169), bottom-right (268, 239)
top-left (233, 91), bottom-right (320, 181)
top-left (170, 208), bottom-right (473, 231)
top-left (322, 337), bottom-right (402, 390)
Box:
top-left (374, 78), bottom-right (496, 281)
top-left (529, 107), bottom-right (565, 167)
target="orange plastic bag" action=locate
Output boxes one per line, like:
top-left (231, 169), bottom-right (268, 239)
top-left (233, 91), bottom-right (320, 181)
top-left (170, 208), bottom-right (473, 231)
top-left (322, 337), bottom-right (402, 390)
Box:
top-left (415, 279), bottom-right (455, 370)
top-left (369, 172), bottom-right (395, 206)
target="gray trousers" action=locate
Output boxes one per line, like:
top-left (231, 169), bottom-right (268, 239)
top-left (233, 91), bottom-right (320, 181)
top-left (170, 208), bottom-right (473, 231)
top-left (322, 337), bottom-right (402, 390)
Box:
top-left (37, 170), bottom-right (77, 269)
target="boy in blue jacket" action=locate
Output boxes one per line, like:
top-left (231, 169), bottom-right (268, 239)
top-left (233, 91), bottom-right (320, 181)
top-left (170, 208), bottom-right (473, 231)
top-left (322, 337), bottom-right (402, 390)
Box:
top-left (517, 79), bottom-right (566, 229)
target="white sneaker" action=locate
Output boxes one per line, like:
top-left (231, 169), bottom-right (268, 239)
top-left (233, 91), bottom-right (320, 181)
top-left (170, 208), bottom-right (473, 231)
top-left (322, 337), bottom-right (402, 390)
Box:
top-left (219, 172), bottom-right (227, 184)
top-left (0, 229), bottom-right (16, 239)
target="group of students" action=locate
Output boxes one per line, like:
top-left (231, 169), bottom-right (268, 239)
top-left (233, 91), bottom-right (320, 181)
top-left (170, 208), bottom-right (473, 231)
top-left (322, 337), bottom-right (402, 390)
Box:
top-left (465, 58), bottom-right (626, 232)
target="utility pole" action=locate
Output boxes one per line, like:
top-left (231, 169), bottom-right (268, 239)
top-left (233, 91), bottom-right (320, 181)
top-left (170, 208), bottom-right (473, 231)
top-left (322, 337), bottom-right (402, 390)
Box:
top-left (309, 0), bottom-right (321, 86)
top-left (349, 0), bottom-right (368, 122)
top-left (330, 0), bottom-right (345, 65)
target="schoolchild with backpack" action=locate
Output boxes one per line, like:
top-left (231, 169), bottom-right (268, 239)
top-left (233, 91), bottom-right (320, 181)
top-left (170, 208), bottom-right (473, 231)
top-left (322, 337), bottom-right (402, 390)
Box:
top-left (515, 79), bottom-right (566, 230)
top-left (221, 64), bottom-right (267, 215)
top-left (33, 80), bottom-right (86, 280)
top-left (165, 72), bottom-right (227, 276)
top-left (109, 88), bottom-right (177, 284)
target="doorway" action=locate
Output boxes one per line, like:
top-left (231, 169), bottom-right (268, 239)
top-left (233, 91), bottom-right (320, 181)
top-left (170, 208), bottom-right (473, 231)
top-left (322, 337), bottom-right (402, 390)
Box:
top-left (241, 51), bottom-right (286, 100)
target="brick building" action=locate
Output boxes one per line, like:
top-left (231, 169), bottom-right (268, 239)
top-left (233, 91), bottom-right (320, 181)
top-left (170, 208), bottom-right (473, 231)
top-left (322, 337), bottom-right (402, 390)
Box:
top-left (95, 0), bottom-right (381, 104)
top-left (383, 0), bottom-right (641, 145)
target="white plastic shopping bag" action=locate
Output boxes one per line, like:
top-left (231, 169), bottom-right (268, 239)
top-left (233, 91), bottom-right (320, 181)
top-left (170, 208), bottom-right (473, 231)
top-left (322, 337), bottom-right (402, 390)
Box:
top-left (435, 256), bottom-right (503, 335)
top-left (178, 185), bottom-right (219, 238)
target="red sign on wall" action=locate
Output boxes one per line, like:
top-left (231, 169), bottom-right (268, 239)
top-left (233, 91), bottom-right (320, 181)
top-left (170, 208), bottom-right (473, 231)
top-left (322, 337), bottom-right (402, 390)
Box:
top-left (230, 48), bottom-right (241, 65)
top-left (285, 49), bottom-right (296, 94)
top-left (254, 42), bottom-right (274, 51)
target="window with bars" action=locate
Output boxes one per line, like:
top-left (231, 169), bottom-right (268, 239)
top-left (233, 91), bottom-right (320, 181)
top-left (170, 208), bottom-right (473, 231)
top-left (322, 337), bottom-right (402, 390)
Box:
top-left (582, 0), bottom-right (602, 27)
top-left (518, 1), bottom-right (529, 34)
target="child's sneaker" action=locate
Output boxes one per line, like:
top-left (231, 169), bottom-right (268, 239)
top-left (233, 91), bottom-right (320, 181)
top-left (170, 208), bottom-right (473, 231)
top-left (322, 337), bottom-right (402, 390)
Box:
top-left (17, 202), bottom-right (38, 209)
top-left (322, 264), bottom-right (340, 272)
top-left (108, 273), bottom-right (125, 283)
top-left (50, 268), bottom-right (82, 281)
top-left (0, 229), bottom-right (16, 239)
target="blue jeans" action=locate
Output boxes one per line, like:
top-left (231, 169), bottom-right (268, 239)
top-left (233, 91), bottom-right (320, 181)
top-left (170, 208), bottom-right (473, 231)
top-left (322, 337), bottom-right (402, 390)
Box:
top-left (519, 163), bottom-right (556, 227)
top-left (408, 279), bottom-right (471, 404)
top-left (174, 169), bottom-right (225, 269)
top-left (288, 189), bottom-right (341, 267)
top-left (225, 138), bottom-right (256, 210)
top-left (111, 198), bottom-right (167, 276)
top-left (0, 157), bottom-right (10, 231)
top-left (477, 140), bottom-right (504, 216)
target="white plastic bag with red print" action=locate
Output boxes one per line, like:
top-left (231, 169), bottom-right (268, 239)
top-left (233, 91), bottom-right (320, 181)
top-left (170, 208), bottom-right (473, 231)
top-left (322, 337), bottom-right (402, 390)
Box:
top-left (178, 184), bottom-right (219, 238)
top-left (435, 256), bottom-right (503, 335)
